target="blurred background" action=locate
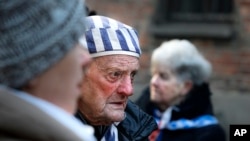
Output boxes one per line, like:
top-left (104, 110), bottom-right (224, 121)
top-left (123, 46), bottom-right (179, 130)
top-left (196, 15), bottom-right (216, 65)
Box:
top-left (85, 0), bottom-right (250, 140)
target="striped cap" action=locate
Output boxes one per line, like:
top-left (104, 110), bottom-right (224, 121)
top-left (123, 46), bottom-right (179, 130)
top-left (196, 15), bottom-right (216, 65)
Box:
top-left (80, 16), bottom-right (141, 58)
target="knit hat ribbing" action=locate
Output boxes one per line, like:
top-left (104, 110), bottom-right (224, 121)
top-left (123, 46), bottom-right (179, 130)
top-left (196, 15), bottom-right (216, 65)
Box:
top-left (79, 16), bottom-right (141, 58)
top-left (0, 0), bottom-right (86, 88)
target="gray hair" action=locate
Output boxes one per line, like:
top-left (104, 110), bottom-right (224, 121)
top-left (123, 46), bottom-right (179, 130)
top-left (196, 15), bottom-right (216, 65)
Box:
top-left (151, 39), bottom-right (212, 85)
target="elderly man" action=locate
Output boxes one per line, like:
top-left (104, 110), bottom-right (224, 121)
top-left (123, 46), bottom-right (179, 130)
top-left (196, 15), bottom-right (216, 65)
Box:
top-left (76, 15), bottom-right (157, 141)
top-left (0, 0), bottom-right (95, 140)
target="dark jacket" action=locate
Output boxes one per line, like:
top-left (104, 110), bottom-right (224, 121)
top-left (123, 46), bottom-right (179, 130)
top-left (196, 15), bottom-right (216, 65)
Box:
top-left (135, 83), bottom-right (226, 141)
top-left (76, 100), bottom-right (158, 141)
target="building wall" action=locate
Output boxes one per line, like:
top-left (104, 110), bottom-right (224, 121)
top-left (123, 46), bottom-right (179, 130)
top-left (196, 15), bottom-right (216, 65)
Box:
top-left (85, 0), bottom-right (250, 96)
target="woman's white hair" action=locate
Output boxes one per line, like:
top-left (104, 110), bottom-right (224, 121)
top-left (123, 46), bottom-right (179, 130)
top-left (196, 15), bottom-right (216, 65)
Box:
top-left (151, 39), bottom-right (212, 85)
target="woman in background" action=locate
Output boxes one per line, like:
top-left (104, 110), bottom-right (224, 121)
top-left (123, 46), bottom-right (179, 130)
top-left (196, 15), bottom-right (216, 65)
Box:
top-left (136, 39), bottom-right (226, 141)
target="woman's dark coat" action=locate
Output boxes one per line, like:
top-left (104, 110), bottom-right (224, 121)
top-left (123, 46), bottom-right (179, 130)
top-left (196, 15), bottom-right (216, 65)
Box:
top-left (136, 83), bottom-right (226, 141)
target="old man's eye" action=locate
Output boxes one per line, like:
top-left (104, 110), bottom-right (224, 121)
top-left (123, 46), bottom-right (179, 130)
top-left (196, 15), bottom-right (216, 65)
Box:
top-left (130, 71), bottom-right (137, 84)
top-left (107, 71), bottom-right (122, 82)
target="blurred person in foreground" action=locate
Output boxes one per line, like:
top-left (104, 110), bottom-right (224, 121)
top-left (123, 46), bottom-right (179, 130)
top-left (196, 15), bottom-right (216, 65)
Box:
top-left (75, 15), bottom-right (157, 141)
top-left (136, 39), bottom-right (226, 141)
top-left (0, 0), bottom-right (96, 140)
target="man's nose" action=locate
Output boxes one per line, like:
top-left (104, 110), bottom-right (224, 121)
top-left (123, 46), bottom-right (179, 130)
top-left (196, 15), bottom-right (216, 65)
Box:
top-left (117, 76), bottom-right (133, 96)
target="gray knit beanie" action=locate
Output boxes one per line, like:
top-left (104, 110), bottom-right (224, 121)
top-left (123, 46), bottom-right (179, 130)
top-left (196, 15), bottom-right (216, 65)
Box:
top-left (0, 0), bottom-right (86, 88)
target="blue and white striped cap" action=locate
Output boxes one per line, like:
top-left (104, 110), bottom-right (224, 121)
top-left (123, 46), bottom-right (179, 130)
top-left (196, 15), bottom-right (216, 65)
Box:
top-left (80, 16), bottom-right (141, 58)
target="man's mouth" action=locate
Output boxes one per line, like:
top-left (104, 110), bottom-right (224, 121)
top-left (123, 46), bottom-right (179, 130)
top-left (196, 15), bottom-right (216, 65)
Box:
top-left (109, 101), bottom-right (126, 109)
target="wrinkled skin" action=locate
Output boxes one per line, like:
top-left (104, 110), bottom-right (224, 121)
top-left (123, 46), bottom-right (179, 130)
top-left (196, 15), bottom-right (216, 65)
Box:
top-left (150, 64), bottom-right (191, 111)
top-left (78, 55), bottom-right (139, 125)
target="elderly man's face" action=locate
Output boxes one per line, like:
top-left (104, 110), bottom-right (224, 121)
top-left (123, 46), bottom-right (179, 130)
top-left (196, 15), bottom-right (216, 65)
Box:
top-left (79, 55), bottom-right (139, 125)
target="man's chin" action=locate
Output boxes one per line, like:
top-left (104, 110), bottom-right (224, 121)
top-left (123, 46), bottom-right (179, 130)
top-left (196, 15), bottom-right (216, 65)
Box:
top-left (110, 112), bottom-right (126, 122)
top-left (97, 116), bottom-right (124, 125)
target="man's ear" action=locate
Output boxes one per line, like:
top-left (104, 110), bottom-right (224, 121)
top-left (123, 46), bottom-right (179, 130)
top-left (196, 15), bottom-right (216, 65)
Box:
top-left (181, 80), bottom-right (193, 96)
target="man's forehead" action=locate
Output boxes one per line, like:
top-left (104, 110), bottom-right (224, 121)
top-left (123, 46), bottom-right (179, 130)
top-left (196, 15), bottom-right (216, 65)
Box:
top-left (94, 55), bottom-right (139, 69)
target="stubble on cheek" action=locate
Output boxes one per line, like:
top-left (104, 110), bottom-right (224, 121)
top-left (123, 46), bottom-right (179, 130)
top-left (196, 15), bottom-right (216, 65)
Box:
top-left (103, 101), bottom-right (126, 121)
